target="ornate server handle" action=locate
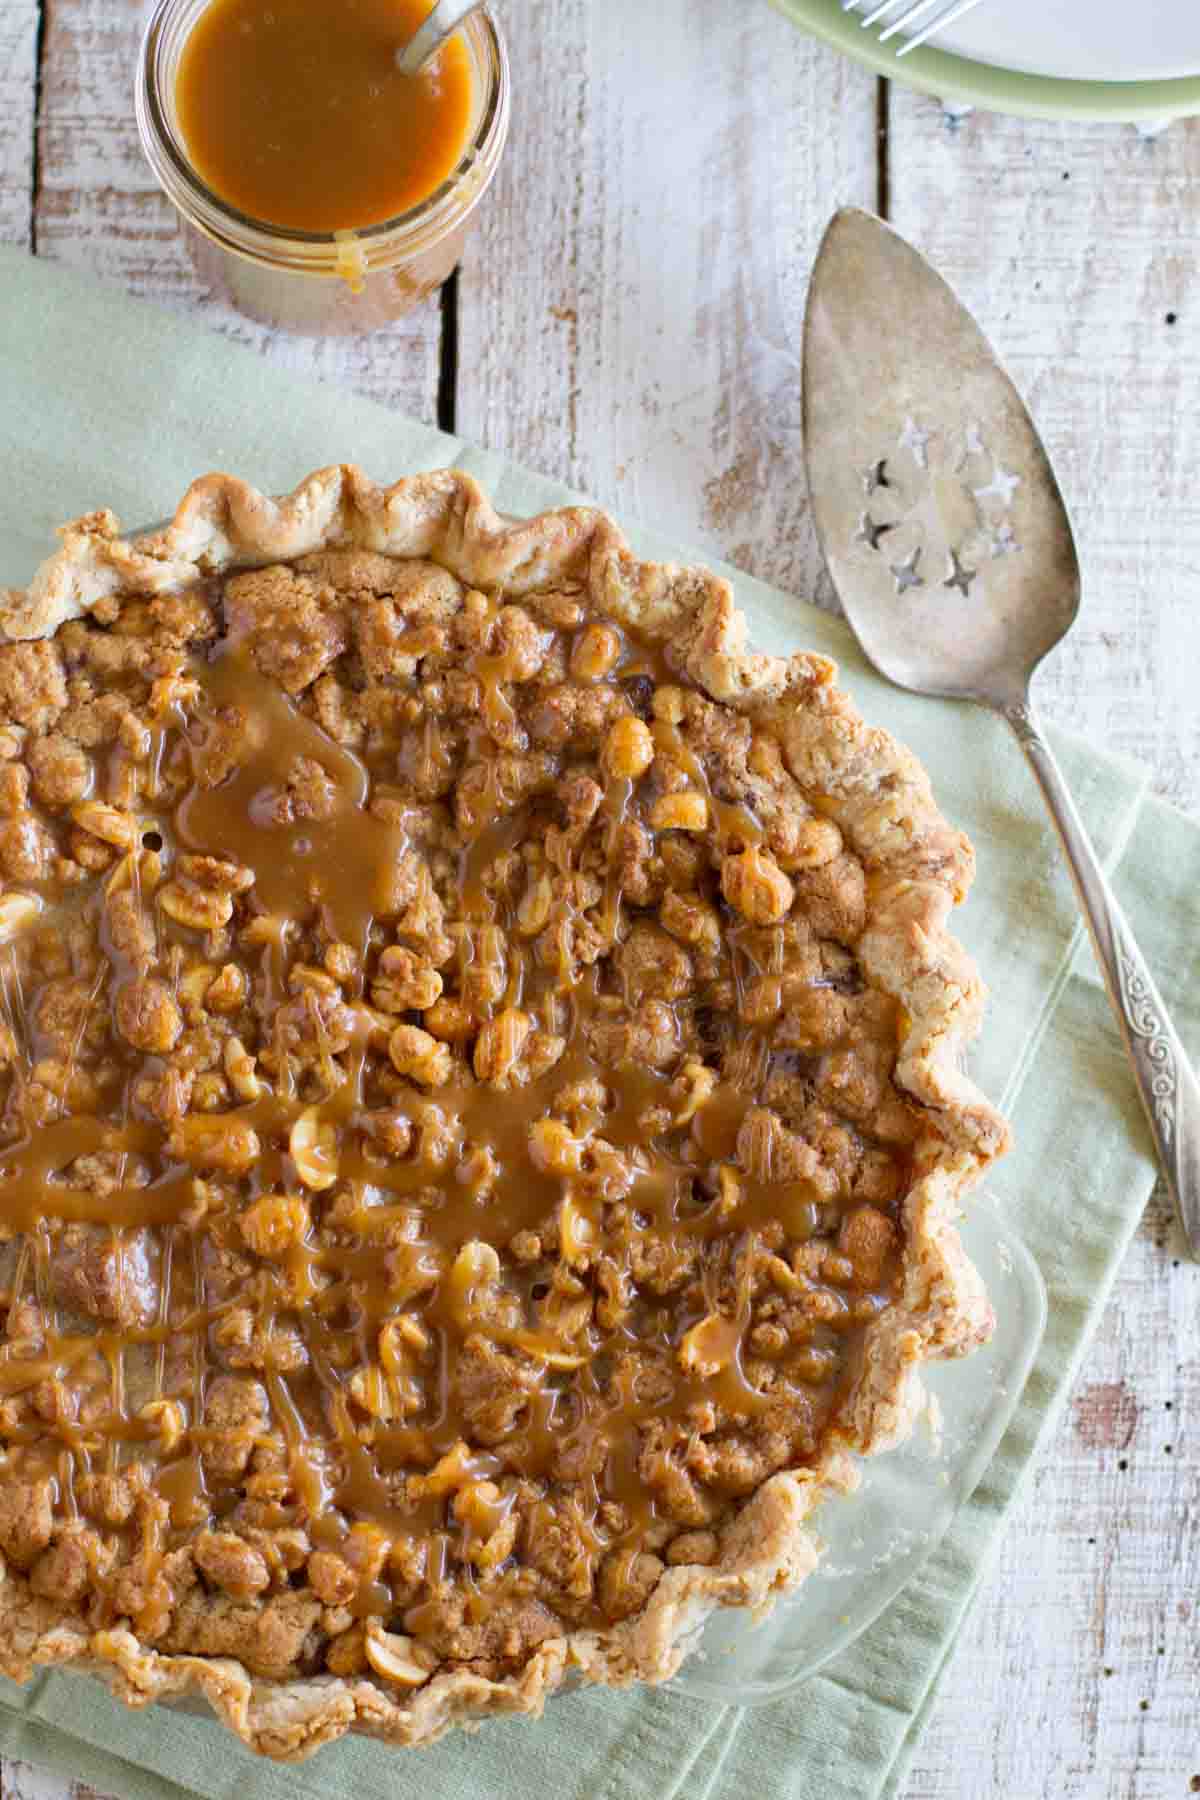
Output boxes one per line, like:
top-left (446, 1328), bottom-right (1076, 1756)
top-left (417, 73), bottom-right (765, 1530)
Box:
top-left (1003, 698), bottom-right (1200, 1256)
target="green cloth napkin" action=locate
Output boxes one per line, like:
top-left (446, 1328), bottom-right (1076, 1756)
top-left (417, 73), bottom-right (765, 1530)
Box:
top-left (0, 246), bottom-right (1187, 1800)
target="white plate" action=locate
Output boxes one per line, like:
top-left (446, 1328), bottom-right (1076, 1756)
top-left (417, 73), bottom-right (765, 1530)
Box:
top-left (937, 0), bottom-right (1200, 83)
top-left (774, 0), bottom-right (1200, 120)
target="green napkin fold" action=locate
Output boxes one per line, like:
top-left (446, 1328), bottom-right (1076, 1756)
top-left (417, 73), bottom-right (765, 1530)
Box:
top-left (0, 246), bottom-right (1185, 1800)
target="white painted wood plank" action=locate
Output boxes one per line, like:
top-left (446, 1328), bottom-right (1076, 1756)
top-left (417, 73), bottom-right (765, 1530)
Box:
top-left (455, 0), bottom-right (878, 599)
top-left (887, 100), bottom-right (1200, 816)
top-left (901, 1191), bottom-right (1200, 1800)
top-left (0, 3), bottom-right (39, 249)
top-left (34, 0), bottom-right (442, 422)
top-left (0, 1762), bottom-right (95, 1800)
top-left (888, 94), bottom-right (1200, 1800)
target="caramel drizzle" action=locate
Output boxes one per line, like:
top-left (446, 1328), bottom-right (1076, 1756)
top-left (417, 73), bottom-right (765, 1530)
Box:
top-left (176, 646), bottom-right (406, 959)
top-left (0, 608), bottom-right (903, 1629)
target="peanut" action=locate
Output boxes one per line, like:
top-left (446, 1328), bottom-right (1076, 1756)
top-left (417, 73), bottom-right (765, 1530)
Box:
top-left (602, 714), bottom-right (655, 781)
top-left (649, 790), bottom-right (709, 832)
top-left (720, 847), bottom-right (795, 923)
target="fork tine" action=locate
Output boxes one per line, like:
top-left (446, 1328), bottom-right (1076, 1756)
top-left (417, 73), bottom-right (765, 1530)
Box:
top-left (855, 0), bottom-right (987, 53)
top-left (894, 0), bottom-right (985, 52)
top-left (877, 0), bottom-right (945, 42)
top-left (859, 0), bottom-right (912, 26)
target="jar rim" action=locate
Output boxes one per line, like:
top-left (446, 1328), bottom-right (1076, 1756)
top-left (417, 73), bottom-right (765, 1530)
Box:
top-left (136, 0), bottom-right (509, 259)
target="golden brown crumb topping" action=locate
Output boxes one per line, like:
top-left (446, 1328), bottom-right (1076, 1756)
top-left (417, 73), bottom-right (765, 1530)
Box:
top-left (0, 547), bottom-right (920, 1685)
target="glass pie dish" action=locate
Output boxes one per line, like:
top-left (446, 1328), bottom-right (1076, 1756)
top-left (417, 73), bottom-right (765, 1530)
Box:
top-left (66, 1195), bottom-right (1042, 1736)
top-left (671, 1192), bottom-right (1046, 1703)
top-left (0, 471), bottom-right (1032, 1757)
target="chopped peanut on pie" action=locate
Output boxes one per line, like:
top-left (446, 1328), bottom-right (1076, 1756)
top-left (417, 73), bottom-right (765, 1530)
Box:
top-left (0, 469), bottom-right (1008, 1758)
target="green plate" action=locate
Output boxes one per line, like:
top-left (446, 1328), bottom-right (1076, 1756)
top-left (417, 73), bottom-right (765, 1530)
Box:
top-left (771, 0), bottom-right (1200, 120)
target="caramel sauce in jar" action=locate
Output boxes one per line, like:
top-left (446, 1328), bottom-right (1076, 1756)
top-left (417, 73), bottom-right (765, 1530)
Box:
top-left (175, 0), bottom-right (475, 234)
top-left (137, 0), bottom-right (509, 332)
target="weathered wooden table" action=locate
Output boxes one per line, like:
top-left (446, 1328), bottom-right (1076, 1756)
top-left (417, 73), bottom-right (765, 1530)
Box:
top-left (1, 3), bottom-right (1198, 1796)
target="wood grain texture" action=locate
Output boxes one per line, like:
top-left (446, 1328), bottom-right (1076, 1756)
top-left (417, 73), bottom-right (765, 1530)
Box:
top-left (455, 0), bottom-right (878, 599)
top-left (901, 1188), bottom-right (1200, 1800)
top-left (0, 3), bottom-right (39, 249)
top-left (0, 1762), bottom-right (89, 1800)
top-left (887, 98), bottom-right (1200, 814)
top-left (34, 0), bottom-right (442, 418)
top-left (887, 93), bottom-right (1200, 1800)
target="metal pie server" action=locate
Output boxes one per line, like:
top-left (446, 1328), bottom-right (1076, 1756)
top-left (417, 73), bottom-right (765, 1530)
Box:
top-left (802, 206), bottom-right (1200, 1256)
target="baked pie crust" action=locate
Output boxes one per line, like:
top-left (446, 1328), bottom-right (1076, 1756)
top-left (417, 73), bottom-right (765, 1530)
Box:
top-left (0, 468), bottom-right (1009, 1759)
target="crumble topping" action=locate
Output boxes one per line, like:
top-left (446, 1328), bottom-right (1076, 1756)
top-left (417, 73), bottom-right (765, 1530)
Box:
top-left (0, 541), bottom-right (927, 1692)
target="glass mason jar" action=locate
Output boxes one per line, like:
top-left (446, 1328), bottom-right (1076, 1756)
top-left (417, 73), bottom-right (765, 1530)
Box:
top-left (136, 0), bottom-right (510, 335)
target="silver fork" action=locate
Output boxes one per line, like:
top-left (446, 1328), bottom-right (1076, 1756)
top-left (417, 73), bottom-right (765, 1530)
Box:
top-left (842, 0), bottom-right (985, 57)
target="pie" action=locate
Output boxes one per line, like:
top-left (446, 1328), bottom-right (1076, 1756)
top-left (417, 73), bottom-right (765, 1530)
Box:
top-left (0, 468), bottom-right (1009, 1759)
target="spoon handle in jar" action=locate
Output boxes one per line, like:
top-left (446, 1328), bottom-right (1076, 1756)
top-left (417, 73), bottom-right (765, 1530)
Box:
top-left (396, 0), bottom-right (485, 76)
top-left (1001, 695), bottom-right (1200, 1258)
